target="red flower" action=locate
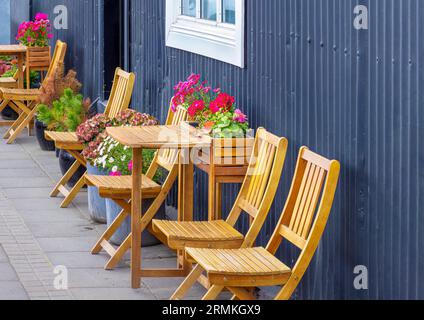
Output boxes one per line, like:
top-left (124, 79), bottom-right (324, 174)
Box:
top-left (210, 93), bottom-right (235, 113)
top-left (188, 100), bottom-right (205, 117)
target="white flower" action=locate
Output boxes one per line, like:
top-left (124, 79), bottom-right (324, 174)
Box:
top-left (108, 157), bottom-right (115, 164)
top-left (112, 166), bottom-right (118, 173)
top-left (121, 155), bottom-right (127, 161)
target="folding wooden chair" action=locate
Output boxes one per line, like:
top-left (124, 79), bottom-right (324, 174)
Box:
top-left (0, 67), bottom-right (22, 127)
top-left (0, 40), bottom-right (67, 144)
top-left (45, 68), bottom-right (135, 208)
top-left (172, 147), bottom-right (340, 300)
top-left (86, 105), bottom-right (188, 270)
top-left (151, 129), bottom-right (288, 281)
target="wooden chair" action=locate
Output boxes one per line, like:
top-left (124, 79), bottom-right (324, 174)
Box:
top-left (26, 46), bottom-right (51, 89)
top-left (172, 147), bottom-right (340, 300)
top-left (0, 40), bottom-right (67, 144)
top-left (45, 67), bottom-right (135, 208)
top-left (151, 128), bottom-right (288, 281)
top-left (86, 105), bottom-right (188, 270)
top-left (0, 67), bottom-right (21, 89)
top-left (0, 67), bottom-right (23, 127)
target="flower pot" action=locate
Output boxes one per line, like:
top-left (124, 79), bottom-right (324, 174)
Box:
top-left (106, 198), bottom-right (165, 247)
top-left (87, 163), bottom-right (107, 224)
top-left (199, 136), bottom-right (255, 167)
top-left (26, 46), bottom-right (51, 70)
top-left (35, 120), bottom-right (55, 151)
top-left (0, 107), bottom-right (18, 120)
top-left (58, 149), bottom-right (86, 188)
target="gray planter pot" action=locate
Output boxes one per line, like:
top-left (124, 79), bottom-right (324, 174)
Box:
top-left (105, 198), bottom-right (165, 247)
top-left (87, 163), bottom-right (107, 224)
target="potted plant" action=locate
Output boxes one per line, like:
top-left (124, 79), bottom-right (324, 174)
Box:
top-left (77, 110), bottom-right (159, 224)
top-left (92, 134), bottom-right (164, 246)
top-left (76, 114), bottom-right (111, 223)
top-left (16, 13), bottom-right (53, 88)
top-left (36, 65), bottom-right (83, 151)
top-left (171, 74), bottom-right (253, 167)
top-left (37, 88), bottom-right (90, 187)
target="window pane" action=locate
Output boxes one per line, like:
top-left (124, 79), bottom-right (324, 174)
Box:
top-left (201, 0), bottom-right (217, 21)
top-left (182, 0), bottom-right (196, 17)
top-left (222, 0), bottom-right (235, 24)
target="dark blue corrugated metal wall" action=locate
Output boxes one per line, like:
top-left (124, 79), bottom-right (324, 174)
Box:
top-left (30, 0), bottom-right (103, 100)
top-left (129, 0), bottom-right (424, 300)
top-left (27, 0), bottom-right (424, 299)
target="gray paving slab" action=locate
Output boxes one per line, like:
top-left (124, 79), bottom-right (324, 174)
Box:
top-left (0, 159), bottom-right (39, 169)
top-left (0, 281), bottom-right (29, 300)
top-left (2, 188), bottom-right (54, 200)
top-left (37, 236), bottom-right (101, 253)
top-left (19, 210), bottom-right (89, 223)
top-left (70, 287), bottom-right (155, 300)
top-left (65, 268), bottom-right (133, 288)
top-left (0, 263), bottom-right (19, 281)
top-left (0, 169), bottom-right (47, 179)
top-left (25, 221), bottom-right (101, 238)
top-left (11, 198), bottom-right (68, 211)
top-left (0, 177), bottom-right (53, 188)
top-left (47, 251), bottom-right (128, 269)
top-left (0, 247), bottom-right (8, 263)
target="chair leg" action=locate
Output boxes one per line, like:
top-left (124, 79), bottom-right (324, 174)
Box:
top-left (228, 287), bottom-right (257, 300)
top-left (60, 174), bottom-right (86, 208)
top-left (104, 235), bottom-right (131, 270)
top-left (202, 285), bottom-right (225, 300)
top-left (6, 104), bottom-right (37, 144)
top-left (171, 264), bottom-right (204, 300)
top-left (50, 161), bottom-right (82, 197)
top-left (3, 111), bottom-right (26, 139)
top-left (91, 204), bottom-right (130, 254)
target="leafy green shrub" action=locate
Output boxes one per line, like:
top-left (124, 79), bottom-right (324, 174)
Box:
top-left (37, 88), bottom-right (89, 132)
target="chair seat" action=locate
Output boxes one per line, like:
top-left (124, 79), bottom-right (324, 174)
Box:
top-left (185, 247), bottom-right (292, 287)
top-left (0, 88), bottom-right (40, 100)
top-left (85, 175), bottom-right (162, 199)
top-left (152, 220), bottom-right (244, 250)
top-left (44, 131), bottom-right (83, 150)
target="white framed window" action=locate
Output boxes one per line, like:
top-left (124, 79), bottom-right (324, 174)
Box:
top-left (166, 0), bottom-right (245, 68)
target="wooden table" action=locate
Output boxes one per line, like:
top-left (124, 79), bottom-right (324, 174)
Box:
top-left (0, 45), bottom-right (27, 89)
top-left (106, 124), bottom-right (211, 289)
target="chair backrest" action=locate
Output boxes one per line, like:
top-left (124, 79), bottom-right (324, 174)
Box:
top-left (103, 68), bottom-right (136, 119)
top-left (155, 104), bottom-right (188, 171)
top-left (226, 128), bottom-right (288, 248)
top-left (44, 40), bottom-right (67, 82)
top-left (266, 147), bottom-right (340, 300)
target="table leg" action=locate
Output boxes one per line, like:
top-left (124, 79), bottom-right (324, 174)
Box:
top-left (178, 148), bottom-right (194, 273)
top-left (131, 148), bottom-right (142, 289)
top-left (17, 53), bottom-right (24, 89)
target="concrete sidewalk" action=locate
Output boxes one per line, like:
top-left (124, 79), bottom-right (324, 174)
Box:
top-left (0, 127), bottom-right (205, 300)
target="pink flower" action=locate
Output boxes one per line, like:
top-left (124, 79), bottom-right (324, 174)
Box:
top-left (233, 109), bottom-right (248, 123)
top-left (109, 171), bottom-right (122, 177)
top-left (48, 34), bottom-right (53, 39)
top-left (128, 160), bottom-right (133, 172)
top-left (35, 13), bottom-right (49, 21)
top-left (187, 73), bottom-right (201, 85)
